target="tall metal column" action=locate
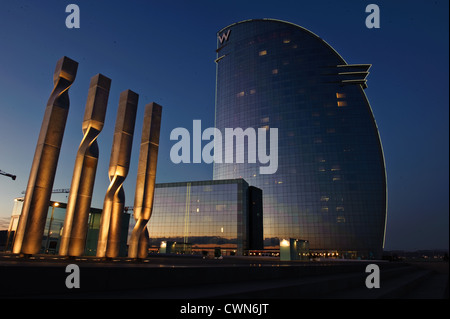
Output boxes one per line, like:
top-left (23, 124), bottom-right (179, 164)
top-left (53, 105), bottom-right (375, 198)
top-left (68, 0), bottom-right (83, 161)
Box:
top-left (97, 90), bottom-right (138, 258)
top-left (128, 103), bottom-right (162, 259)
top-left (59, 74), bottom-right (111, 256)
top-left (13, 56), bottom-right (78, 255)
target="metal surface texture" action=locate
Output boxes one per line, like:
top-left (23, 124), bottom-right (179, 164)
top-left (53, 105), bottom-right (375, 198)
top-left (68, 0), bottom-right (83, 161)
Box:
top-left (97, 90), bottom-right (138, 258)
top-left (128, 102), bottom-right (162, 259)
top-left (60, 74), bottom-right (111, 256)
top-left (13, 56), bottom-right (78, 255)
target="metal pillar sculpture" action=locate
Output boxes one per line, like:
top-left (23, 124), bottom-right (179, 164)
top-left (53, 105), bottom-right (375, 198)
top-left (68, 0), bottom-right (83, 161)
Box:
top-left (59, 74), bottom-right (111, 256)
top-left (97, 90), bottom-right (138, 258)
top-left (128, 102), bottom-right (162, 259)
top-left (13, 56), bottom-right (78, 255)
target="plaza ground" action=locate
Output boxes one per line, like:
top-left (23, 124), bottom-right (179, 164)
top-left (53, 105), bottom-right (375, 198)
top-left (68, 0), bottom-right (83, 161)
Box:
top-left (0, 253), bottom-right (447, 299)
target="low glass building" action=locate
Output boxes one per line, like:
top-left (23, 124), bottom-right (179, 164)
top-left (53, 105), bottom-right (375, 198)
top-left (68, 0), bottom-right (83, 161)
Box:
top-left (6, 179), bottom-right (262, 257)
top-left (5, 198), bottom-right (129, 256)
top-left (147, 179), bottom-right (263, 256)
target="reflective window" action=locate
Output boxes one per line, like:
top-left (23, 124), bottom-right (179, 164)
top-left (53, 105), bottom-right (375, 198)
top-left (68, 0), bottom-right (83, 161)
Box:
top-left (214, 20), bottom-right (387, 258)
top-left (148, 179), bottom-right (254, 255)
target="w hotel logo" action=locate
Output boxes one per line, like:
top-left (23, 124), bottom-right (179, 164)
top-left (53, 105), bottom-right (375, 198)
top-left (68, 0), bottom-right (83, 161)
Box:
top-left (218, 29), bottom-right (231, 44)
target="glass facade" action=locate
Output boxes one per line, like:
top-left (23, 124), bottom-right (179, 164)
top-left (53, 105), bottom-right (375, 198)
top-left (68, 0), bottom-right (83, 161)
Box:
top-left (214, 19), bottom-right (387, 259)
top-left (5, 198), bottom-right (129, 256)
top-left (147, 179), bottom-right (263, 256)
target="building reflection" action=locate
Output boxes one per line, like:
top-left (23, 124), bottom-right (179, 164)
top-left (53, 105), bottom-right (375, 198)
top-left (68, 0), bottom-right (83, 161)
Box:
top-left (146, 179), bottom-right (263, 256)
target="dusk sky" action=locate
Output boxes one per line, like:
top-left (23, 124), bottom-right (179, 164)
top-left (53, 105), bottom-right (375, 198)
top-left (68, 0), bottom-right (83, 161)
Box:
top-left (0, 0), bottom-right (448, 251)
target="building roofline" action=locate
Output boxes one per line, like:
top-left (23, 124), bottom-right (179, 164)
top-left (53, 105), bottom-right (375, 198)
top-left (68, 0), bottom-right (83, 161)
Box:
top-left (156, 178), bottom-right (250, 188)
top-left (217, 18), bottom-right (348, 64)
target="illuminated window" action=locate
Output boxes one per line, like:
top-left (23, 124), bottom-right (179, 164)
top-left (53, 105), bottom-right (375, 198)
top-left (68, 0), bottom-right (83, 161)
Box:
top-left (336, 93), bottom-right (346, 99)
top-left (336, 206), bottom-right (345, 212)
top-left (236, 91), bottom-right (245, 97)
top-left (331, 165), bottom-right (340, 171)
top-left (321, 206), bottom-right (329, 212)
top-left (320, 196), bottom-right (330, 202)
top-left (259, 50), bottom-right (267, 56)
top-left (332, 175), bottom-right (341, 181)
top-left (337, 216), bottom-right (346, 223)
top-left (272, 69), bottom-right (278, 74)
top-left (283, 39), bottom-right (291, 44)
top-left (250, 89), bottom-right (256, 94)
top-left (337, 101), bottom-right (347, 107)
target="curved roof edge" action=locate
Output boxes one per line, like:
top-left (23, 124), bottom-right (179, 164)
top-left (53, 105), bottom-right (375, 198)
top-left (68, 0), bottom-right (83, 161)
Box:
top-left (217, 18), bottom-right (347, 64)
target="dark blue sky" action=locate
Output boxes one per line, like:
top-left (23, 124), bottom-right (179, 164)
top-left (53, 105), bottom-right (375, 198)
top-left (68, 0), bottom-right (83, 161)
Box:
top-left (0, 0), bottom-right (448, 251)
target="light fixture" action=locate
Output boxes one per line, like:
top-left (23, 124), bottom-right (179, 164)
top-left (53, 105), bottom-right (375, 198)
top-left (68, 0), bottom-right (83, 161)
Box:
top-left (280, 239), bottom-right (290, 247)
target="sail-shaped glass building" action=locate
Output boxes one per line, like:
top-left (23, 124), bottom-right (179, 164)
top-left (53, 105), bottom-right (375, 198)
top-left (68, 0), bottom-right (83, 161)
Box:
top-left (213, 19), bottom-right (387, 259)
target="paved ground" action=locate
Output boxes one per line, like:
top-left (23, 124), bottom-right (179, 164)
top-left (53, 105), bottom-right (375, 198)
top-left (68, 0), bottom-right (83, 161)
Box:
top-left (0, 253), bottom-right (447, 300)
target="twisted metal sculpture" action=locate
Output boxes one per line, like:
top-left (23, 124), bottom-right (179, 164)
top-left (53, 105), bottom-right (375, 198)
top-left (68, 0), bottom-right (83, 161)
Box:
top-left (128, 103), bottom-right (162, 259)
top-left (59, 74), bottom-right (111, 256)
top-left (13, 56), bottom-right (78, 255)
top-left (96, 90), bottom-right (138, 258)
